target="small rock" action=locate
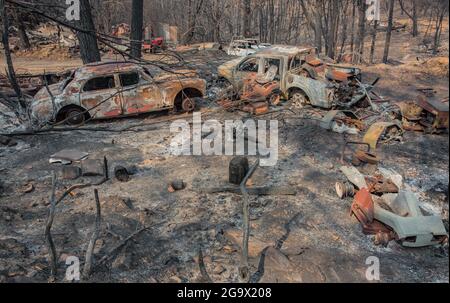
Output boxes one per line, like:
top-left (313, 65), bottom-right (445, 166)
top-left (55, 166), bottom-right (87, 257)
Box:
top-left (62, 166), bottom-right (81, 180)
top-left (114, 166), bottom-right (130, 182)
top-left (171, 180), bottom-right (186, 191)
top-left (167, 185), bottom-right (176, 193)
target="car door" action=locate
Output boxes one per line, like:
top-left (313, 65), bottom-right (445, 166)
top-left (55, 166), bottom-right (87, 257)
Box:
top-left (232, 56), bottom-right (262, 91)
top-left (80, 74), bottom-right (123, 118)
top-left (119, 70), bottom-right (162, 115)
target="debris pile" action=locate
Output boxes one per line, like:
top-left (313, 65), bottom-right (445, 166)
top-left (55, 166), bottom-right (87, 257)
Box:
top-left (338, 165), bottom-right (448, 247)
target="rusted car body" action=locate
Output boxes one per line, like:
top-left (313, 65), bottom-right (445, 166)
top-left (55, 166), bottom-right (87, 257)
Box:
top-left (30, 62), bottom-right (206, 125)
top-left (218, 45), bottom-right (368, 109)
top-left (226, 36), bottom-right (271, 57)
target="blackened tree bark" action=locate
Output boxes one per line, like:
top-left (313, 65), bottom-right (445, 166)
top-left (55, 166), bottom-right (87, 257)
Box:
top-left (14, 11), bottom-right (30, 50)
top-left (130, 0), bottom-right (143, 59)
top-left (76, 0), bottom-right (101, 64)
top-left (383, 0), bottom-right (395, 63)
top-left (369, 20), bottom-right (378, 64)
top-left (1, 0), bottom-right (24, 107)
top-left (243, 0), bottom-right (252, 37)
top-left (355, 0), bottom-right (366, 63)
top-left (326, 0), bottom-right (339, 59)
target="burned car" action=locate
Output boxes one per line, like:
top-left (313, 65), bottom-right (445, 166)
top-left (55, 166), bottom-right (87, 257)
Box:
top-left (30, 61), bottom-right (206, 125)
top-left (218, 45), bottom-right (371, 109)
top-left (226, 36), bottom-right (272, 57)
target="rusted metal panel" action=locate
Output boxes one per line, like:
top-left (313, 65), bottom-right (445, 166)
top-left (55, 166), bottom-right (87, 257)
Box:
top-left (363, 121), bottom-right (403, 149)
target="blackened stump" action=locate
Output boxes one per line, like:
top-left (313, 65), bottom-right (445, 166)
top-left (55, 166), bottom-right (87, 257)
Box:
top-left (229, 157), bottom-right (249, 185)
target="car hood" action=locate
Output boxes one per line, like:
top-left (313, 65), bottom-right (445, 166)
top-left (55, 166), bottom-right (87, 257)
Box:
top-left (218, 58), bottom-right (243, 80)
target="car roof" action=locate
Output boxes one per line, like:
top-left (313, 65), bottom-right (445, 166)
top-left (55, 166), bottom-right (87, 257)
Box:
top-left (254, 45), bottom-right (315, 57)
top-left (75, 61), bottom-right (141, 79)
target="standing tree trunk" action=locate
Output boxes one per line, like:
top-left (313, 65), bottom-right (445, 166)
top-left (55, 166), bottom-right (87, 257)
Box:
top-left (399, 0), bottom-right (419, 37)
top-left (130, 0), bottom-right (143, 59)
top-left (314, 4), bottom-right (322, 54)
top-left (76, 0), bottom-right (101, 64)
top-left (412, 0), bottom-right (418, 37)
top-left (1, 0), bottom-right (25, 110)
top-left (243, 0), bottom-right (251, 37)
top-left (355, 0), bottom-right (366, 63)
top-left (326, 0), bottom-right (339, 59)
top-left (14, 11), bottom-right (30, 50)
top-left (383, 0), bottom-right (395, 64)
top-left (350, 0), bottom-right (356, 54)
top-left (369, 20), bottom-right (378, 64)
top-left (432, 3), bottom-right (448, 55)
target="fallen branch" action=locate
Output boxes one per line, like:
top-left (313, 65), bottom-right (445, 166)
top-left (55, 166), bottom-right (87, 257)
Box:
top-left (44, 171), bottom-right (58, 281)
top-left (82, 189), bottom-right (102, 280)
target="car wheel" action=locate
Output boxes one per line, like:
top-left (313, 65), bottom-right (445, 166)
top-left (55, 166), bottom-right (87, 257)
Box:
top-left (290, 91), bottom-right (310, 108)
top-left (65, 108), bottom-right (85, 126)
top-left (181, 97), bottom-right (196, 112)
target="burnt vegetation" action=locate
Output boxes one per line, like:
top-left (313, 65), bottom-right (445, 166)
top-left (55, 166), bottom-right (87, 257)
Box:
top-left (0, 0), bottom-right (449, 284)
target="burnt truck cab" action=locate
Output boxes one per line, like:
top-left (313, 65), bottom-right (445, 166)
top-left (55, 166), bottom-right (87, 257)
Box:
top-left (31, 61), bottom-right (206, 125)
top-left (218, 45), bottom-right (364, 109)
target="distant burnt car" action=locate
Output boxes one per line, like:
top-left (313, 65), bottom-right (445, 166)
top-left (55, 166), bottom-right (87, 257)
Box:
top-left (30, 61), bottom-right (206, 125)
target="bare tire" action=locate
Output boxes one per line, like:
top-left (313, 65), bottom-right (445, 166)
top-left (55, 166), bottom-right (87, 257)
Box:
top-left (65, 108), bottom-right (85, 126)
top-left (181, 97), bottom-right (196, 112)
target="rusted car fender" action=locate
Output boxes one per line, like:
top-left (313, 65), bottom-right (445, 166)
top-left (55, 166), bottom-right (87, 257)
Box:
top-left (363, 121), bottom-right (403, 150)
top-left (285, 74), bottom-right (332, 109)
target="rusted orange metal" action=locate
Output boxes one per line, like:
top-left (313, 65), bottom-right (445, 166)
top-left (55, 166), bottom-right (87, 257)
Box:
top-left (351, 188), bottom-right (374, 224)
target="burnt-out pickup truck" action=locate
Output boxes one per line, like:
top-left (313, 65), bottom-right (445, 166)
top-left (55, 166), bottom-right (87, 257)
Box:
top-left (30, 61), bottom-right (206, 125)
top-left (217, 45), bottom-right (371, 109)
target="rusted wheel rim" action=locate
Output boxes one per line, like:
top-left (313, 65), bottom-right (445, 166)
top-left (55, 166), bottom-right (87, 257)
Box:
top-left (181, 97), bottom-right (195, 112)
top-left (66, 109), bottom-right (85, 125)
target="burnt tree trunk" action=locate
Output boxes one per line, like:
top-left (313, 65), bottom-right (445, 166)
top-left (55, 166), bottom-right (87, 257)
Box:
top-left (350, 0), bottom-right (356, 54)
top-left (14, 11), bottom-right (30, 50)
top-left (130, 0), bottom-right (143, 59)
top-left (326, 0), bottom-right (339, 59)
top-left (1, 0), bottom-right (25, 109)
top-left (76, 0), bottom-right (101, 64)
top-left (369, 20), bottom-right (378, 64)
top-left (243, 0), bottom-right (251, 37)
top-left (383, 0), bottom-right (395, 64)
top-left (355, 0), bottom-right (366, 63)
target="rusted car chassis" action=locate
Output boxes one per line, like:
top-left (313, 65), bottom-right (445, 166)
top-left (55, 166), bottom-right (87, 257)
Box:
top-left (30, 62), bottom-right (206, 125)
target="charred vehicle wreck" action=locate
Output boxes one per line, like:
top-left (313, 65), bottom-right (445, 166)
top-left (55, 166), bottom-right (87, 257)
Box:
top-left (30, 62), bottom-right (206, 126)
top-left (217, 45), bottom-right (374, 109)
